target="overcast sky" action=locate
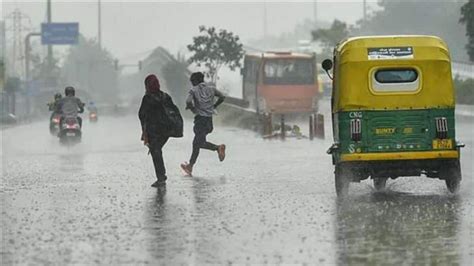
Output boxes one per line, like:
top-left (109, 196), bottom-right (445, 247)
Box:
top-left (3, 0), bottom-right (379, 62)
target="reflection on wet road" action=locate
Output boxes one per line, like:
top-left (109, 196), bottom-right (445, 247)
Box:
top-left (337, 193), bottom-right (462, 265)
top-left (1, 114), bottom-right (473, 264)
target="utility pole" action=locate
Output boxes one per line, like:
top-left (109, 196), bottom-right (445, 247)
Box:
top-left (5, 9), bottom-right (31, 78)
top-left (24, 32), bottom-right (41, 82)
top-left (98, 0), bottom-right (102, 49)
top-left (313, 0), bottom-right (317, 29)
top-left (47, 0), bottom-right (53, 74)
top-left (263, 1), bottom-right (268, 49)
top-left (363, 0), bottom-right (367, 23)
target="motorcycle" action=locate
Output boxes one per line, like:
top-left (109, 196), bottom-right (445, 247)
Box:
top-left (89, 111), bottom-right (98, 122)
top-left (49, 114), bottom-right (61, 135)
top-left (58, 116), bottom-right (82, 144)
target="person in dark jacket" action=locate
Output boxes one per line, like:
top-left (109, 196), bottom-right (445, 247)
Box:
top-left (180, 72), bottom-right (226, 177)
top-left (55, 86), bottom-right (85, 127)
top-left (139, 74), bottom-right (174, 187)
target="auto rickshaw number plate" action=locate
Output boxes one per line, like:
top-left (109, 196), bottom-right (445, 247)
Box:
top-left (432, 139), bottom-right (453, 149)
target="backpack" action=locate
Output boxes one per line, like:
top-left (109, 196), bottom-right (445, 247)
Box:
top-left (153, 93), bottom-right (183, 138)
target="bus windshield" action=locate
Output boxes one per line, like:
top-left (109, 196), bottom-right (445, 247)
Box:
top-left (263, 59), bottom-right (314, 85)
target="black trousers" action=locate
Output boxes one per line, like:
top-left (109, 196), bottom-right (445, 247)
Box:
top-left (190, 116), bottom-right (218, 165)
top-left (149, 135), bottom-right (169, 181)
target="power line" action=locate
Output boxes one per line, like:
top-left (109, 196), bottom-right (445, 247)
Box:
top-left (5, 9), bottom-right (32, 78)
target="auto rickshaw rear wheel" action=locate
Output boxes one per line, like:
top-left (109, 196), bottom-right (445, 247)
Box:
top-left (335, 164), bottom-right (351, 197)
top-left (373, 178), bottom-right (388, 191)
top-left (440, 159), bottom-right (461, 193)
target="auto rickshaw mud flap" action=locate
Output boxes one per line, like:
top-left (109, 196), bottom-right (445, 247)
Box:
top-left (335, 163), bottom-right (353, 198)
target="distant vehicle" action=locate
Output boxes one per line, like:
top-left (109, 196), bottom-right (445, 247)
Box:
top-left (87, 101), bottom-right (98, 122)
top-left (89, 111), bottom-right (98, 122)
top-left (241, 51), bottom-right (323, 138)
top-left (317, 70), bottom-right (332, 98)
top-left (49, 113), bottom-right (61, 135)
top-left (323, 35), bottom-right (464, 197)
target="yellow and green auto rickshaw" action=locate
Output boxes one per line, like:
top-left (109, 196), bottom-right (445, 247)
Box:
top-left (322, 35), bottom-right (464, 197)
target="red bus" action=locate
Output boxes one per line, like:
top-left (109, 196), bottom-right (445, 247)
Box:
top-left (241, 52), bottom-right (322, 138)
top-left (242, 52), bottom-right (320, 115)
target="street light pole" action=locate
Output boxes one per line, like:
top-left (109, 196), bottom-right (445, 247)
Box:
top-left (25, 32), bottom-right (41, 82)
top-left (313, 0), bottom-right (317, 29)
top-left (363, 0), bottom-right (367, 23)
top-left (46, 0), bottom-right (53, 73)
top-left (98, 0), bottom-right (102, 49)
top-left (263, 1), bottom-right (267, 49)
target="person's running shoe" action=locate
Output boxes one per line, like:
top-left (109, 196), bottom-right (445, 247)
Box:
top-left (180, 162), bottom-right (193, 177)
top-left (217, 144), bottom-right (226, 162)
top-left (151, 180), bottom-right (166, 187)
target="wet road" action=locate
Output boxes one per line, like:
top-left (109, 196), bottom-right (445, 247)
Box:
top-left (1, 110), bottom-right (473, 265)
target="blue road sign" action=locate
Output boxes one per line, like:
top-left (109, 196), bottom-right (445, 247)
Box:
top-left (41, 23), bottom-right (79, 45)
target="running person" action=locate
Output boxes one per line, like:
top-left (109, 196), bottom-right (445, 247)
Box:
top-left (181, 72), bottom-right (226, 176)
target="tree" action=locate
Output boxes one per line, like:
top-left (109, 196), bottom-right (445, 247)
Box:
top-left (312, 20), bottom-right (349, 56)
top-left (460, 0), bottom-right (474, 62)
top-left (0, 59), bottom-right (4, 90)
top-left (187, 26), bottom-right (244, 82)
top-left (162, 54), bottom-right (189, 108)
top-left (61, 35), bottom-right (118, 102)
top-left (353, 0), bottom-right (467, 61)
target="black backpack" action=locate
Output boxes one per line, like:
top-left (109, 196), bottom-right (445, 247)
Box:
top-left (152, 93), bottom-right (183, 138)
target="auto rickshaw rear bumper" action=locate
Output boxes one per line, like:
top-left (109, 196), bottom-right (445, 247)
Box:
top-left (337, 150), bottom-right (461, 180)
top-left (340, 150), bottom-right (459, 162)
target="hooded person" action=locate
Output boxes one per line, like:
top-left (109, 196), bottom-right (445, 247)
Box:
top-left (139, 74), bottom-right (177, 187)
top-left (180, 72), bottom-right (226, 177)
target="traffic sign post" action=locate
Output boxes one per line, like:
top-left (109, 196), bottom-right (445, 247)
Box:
top-left (41, 23), bottom-right (79, 45)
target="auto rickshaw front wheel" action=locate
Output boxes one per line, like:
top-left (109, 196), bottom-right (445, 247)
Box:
top-left (335, 164), bottom-right (351, 197)
top-left (440, 160), bottom-right (462, 193)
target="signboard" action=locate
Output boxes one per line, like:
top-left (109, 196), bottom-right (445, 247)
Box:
top-left (368, 47), bottom-right (413, 60)
top-left (41, 23), bottom-right (79, 45)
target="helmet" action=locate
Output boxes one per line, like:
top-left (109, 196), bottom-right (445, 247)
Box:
top-left (65, 86), bottom-right (75, 96)
top-left (89, 101), bottom-right (95, 105)
top-left (54, 93), bottom-right (62, 100)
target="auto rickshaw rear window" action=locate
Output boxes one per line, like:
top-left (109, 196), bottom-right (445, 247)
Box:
top-left (375, 69), bottom-right (418, 83)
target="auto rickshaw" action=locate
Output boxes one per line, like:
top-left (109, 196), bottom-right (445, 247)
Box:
top-left (322, 35), bottom-right (464, 197)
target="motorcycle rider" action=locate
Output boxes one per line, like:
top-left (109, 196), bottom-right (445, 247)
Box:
top-left (47, 93), bottom-right (63, 133)
top-left (47, 93), bottom-right (62, 119)
top-left (87, 101), bottom-right (98, 113)
top-left (48, 93), bottom-right (62, 111)
top-left (55, 86), bottom-right (85, 128)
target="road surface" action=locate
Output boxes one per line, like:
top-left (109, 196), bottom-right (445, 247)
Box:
top-left (1, 109), bottom-right (473, 265)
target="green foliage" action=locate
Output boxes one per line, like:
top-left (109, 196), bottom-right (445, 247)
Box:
top-left (460, 0), bottom-right (474, 62)
top-left (5, 77), bottom-right (20, 93)
top-left (0, 60), bottom-right (4, 89)
top-left (454, 77), bottom-right (474, 105)
top-left (354, 0), bottom-right (468, 61)
top-left (248, 19), bottom-right (330, 51)
top-left (312, 20), bottom-right (349, 56)
top-left (187, 26), bottom-right (244, 81)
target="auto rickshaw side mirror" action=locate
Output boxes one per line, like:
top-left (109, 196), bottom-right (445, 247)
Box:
top-left (321, 59), bottom-right (333, 80)
top-left (322, 59), bottom-right (333, 71)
